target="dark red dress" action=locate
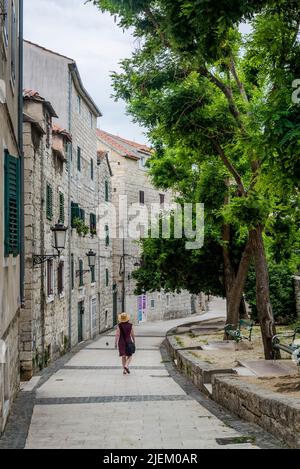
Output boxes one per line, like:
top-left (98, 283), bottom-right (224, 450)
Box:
top-left (118, 322), bottom-right (133, 357)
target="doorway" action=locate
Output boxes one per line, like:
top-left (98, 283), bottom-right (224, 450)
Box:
top-left (78, 301), bottom-right (84, 343)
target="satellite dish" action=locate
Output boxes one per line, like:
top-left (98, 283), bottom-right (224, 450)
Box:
top-left (0, 79), bottom-right (6, 104)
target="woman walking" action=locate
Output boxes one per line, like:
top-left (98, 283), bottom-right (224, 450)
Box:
top-left (115, 313), bottom-right (136, 375)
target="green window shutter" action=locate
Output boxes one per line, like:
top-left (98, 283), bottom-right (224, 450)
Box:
top-left (105, 180), bottom-right (109, 202)
top-left (79, 259), bottom-right (84, 287)
top-left (59, 192), bottom-right (65, 224)
top-left (71, 202), bottom-right (80, 227)
top-left (90, 213), bottom-right (96, 233)
top-left (77, 147), bottom-right (81, 172)
top-left (91, 159), bottom-right (94, 180)
top-left (80, 209), bottom-right (85, 222)
top-left (71, 254), bottom-right (74, 290)
top-left (106, 268), bottom-right (109, 287)
top-left (105, 225), bottom-right (109, 247)
top-left (91, 266), bottom-right (96, 283)
top-left (46, 184), bottom-right (53, 220)
top-left (4, 150), bottom-right (20, 257)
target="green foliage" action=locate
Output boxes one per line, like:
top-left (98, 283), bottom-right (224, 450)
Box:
top-left (245, 263), bottom-right (297, 324)
top-left (72, 217), bottom-right (89, 237)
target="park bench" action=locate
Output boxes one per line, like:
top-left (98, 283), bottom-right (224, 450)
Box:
top-left (224, 319), bottom-right (253, 343)
top-left (272, 327), bottom-right (300, 365)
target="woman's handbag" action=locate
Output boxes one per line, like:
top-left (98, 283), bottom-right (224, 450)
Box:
top-left (126, 342), bottom-right (136, 355)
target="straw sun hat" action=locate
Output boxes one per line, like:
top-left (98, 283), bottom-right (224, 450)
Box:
top-left (118, 312), bottom-right (131, 323)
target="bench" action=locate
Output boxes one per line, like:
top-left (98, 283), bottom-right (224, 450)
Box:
top-left (272, 327), bottom-right (300, 365)
top-left (224, 319), bottom-right (253, 343)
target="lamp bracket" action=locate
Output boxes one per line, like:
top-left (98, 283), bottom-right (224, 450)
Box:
top-left (33, 254), bottom-right (59, 267)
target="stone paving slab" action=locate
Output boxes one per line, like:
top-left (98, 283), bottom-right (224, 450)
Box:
top-left (25, 401), bottom-right (255, 449)
top-left (238, 360), bottom-right (298, 377)
top-left (66, 349), bottom-right (163, 368)
top-left (36, 369), bottom-right (185, 398)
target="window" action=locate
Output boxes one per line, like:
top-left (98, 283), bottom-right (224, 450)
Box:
top-left (3, 0), bottom-right (9, 47)
top-left (46, 184), bottom-right (53, 221)
top-left (10, 2), bottom-right (16, 84)
top-left (105, 269), bottom-right (109, 287)
top-left (91, 266), bottom-right (96, 284)
top-left (58, 261), bottom-right (64, 296)
top-left (79, 259), bottom-right (84, 287)
top-left (47, 259), bottom-right (54, 297)
top-left (59, 192), bottom-right (65, 224)
top-left (90, 112), bottom-right (93, 129)
top-left (139, 191), bottom-right (145, 205)
top-left (90, 213), bottom-right (96, 234)
top-left (77, 147), bottom-right (81, 172)
top-left (105, 311), bottom-right (108, 329)
top-left (46, 114), bottom-right (51, 148)
top-left (105, 225), bottom-right (110, 247)
top-left (90, 158), bottom-right (94, 180)
top-left (71, 254), bottom-right (74, 290)
top-left (166, 295), bottom-right (170, 307)
top-left (160, 194), bottom-right (165, 205)
top-left (77, 95), bottom-right (81, 114)
top-left (4, 150), bottom-right (20, 257)
top-left (105, 180), bottom-right (109, 202)
top-left (140, 156), bottom-right (147, 169)
top-left (151, 300), bottom-right (155, 309)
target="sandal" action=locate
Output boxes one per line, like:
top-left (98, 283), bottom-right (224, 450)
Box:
top-left (125, 367), bottom-right (130, 374)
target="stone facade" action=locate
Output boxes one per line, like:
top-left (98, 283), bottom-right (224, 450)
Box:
top-left (0, 0), bottom-right (21, 433)
top-left (21, 92), bottom-right (70, 379)
top-left (97, 130), bottom-right (194, 324)
top-left (22, 43), bottom-right (114, 376)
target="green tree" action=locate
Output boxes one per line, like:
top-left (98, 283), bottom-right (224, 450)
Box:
top-left (92, 0), bottom-right (300, 358)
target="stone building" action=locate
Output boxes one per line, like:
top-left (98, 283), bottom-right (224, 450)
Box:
top-left (22, 42), bottom-right (114, 373)
top-left (0, 0), bottom-right (22, 433)
top-left (21, 91), bottom-right (71, 379)
top-left (97, 130), bottom-right (195, 323)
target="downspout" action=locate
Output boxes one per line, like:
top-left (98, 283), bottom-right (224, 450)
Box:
top-left (18, 0), bottom-right (24, 307)
top-left (67, 69), bottom-right (72, 350)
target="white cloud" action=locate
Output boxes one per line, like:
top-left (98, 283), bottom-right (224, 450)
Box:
top-left (24, 0), bottom-right (148, 142)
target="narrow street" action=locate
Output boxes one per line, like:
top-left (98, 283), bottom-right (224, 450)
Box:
top-left (19, 309), bottom-right (280, 449)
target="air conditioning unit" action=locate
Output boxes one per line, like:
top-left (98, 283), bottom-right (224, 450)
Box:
top-left (0, 79), bottom-right (6, 104)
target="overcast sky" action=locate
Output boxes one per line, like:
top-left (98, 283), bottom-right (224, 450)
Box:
top-left (24, 0), bottom-right (148, 143)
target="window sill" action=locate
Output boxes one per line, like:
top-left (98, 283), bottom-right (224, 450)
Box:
top-left (59, 292), bottom-right (65, 300)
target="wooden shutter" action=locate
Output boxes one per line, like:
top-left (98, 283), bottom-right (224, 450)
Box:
top-left (91, 159), bottom-right (94, 180)
top-left (77, 147), bottom-right (81, 171)
top-left (139, 191), bottom-right (145, 205)
top-left (105, 225), bottom-right (109, 246)
top-left (46, 184), bottom-right (53, 220)
top-left (79, 259), bottom-right (84, 287)
top-left (105, 181), bottom-right (109, 202)
top-left (4, 150), bottom-right (20, 257)
top-left (90, 213), bottom-right (96, 232)
top-left (71, 202), bottom-right (80, 227)
top-left (71, 254), bottom-right (74, 290)
top-left (91, 266), bottom-right (95, 283)
top-left (106, 269), bottom-right (109, 287)
top-left (59, 192), bottom-right (65, 224)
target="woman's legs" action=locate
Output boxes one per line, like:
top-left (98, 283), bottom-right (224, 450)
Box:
top-left (126, 356), bottom-right (133, 369)
top-left (122, 356), bottom-right (127, 371)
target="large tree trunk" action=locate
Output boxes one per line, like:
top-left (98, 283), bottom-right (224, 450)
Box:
top-left (252, 225), bottom-right (280, 359)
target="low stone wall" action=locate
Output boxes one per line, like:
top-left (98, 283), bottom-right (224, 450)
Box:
top-left (212, 374), bottom-right (300, 449)
top-left (165, 336), bottom-right (235, 395)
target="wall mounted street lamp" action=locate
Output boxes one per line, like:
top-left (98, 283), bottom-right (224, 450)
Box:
top-left (33, 223), bottom-right (68, 266)
top-left (76, 250), bottom-right (97, 277)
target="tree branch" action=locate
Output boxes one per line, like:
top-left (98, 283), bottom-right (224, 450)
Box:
top-left (211, 139), bottom-right (246, 195)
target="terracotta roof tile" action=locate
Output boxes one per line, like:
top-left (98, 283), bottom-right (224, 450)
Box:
top-left (96, 129), bottom-right (151, 160)
top-left (52, 124), bottom-right (72, 142)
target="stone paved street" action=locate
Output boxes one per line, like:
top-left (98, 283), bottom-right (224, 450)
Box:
top-left (17, 310), bottom-right (282, 450)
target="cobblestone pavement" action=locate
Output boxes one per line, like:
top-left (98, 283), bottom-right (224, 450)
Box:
top-left (0, 305), bottom-right (283, 449)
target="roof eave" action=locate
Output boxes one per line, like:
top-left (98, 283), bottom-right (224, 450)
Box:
top-left (69, 63), bottom-right (102, 118)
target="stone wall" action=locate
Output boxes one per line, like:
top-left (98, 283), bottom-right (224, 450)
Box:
top-left (212, 374), bottom-right (300, 449)
top-left (0, 0), bottom-right (21, 433)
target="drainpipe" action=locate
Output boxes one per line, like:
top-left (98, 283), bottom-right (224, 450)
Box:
top-left (67, 69), bottom-right (72, 350)
top-left (18, 0), bottom-right (24, 307)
